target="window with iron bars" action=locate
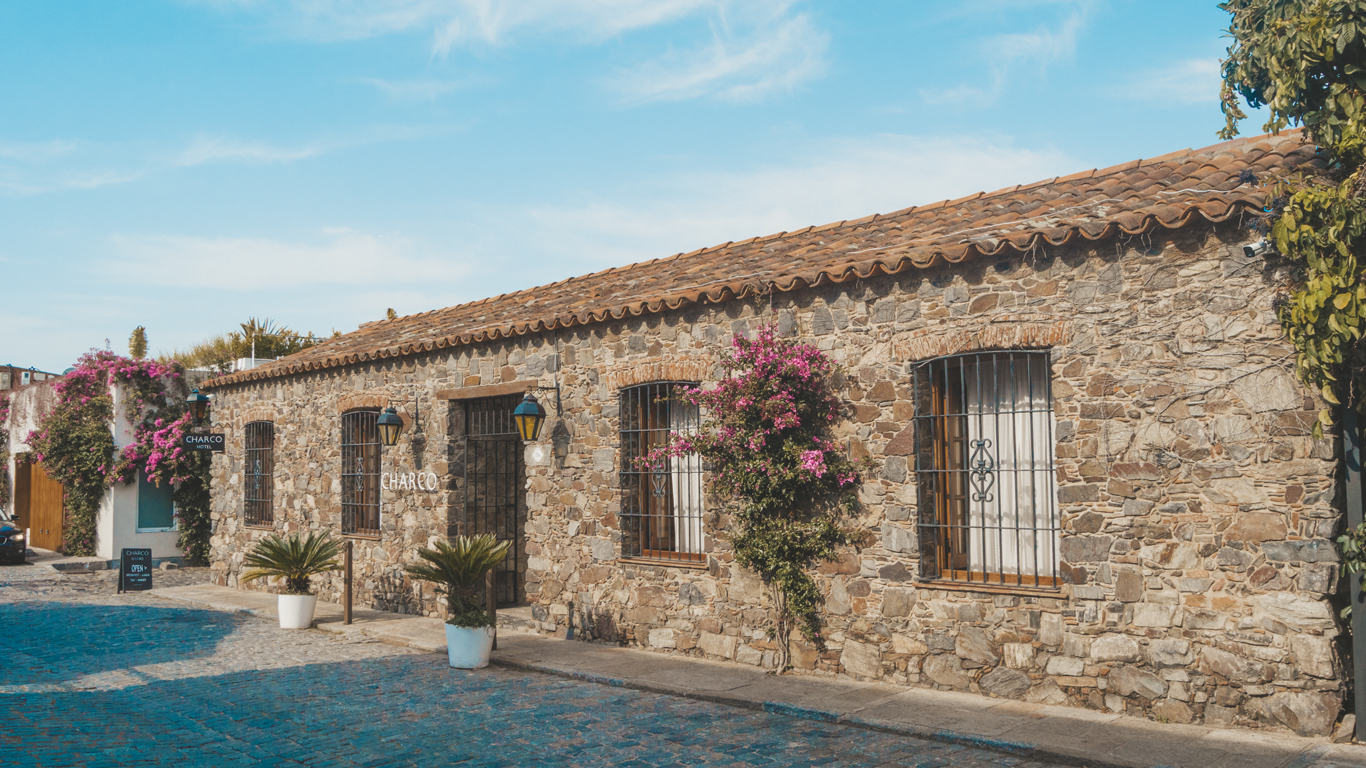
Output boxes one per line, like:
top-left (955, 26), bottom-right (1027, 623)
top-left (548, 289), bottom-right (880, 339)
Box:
top-left (619, 382), bottom-right (704, 563)
top-left (244, 421), bottom-right (274, 528)
top-left (913, 351), bottom-right (1060, 588)
top-left (341, 409), bottom-right (381, 537)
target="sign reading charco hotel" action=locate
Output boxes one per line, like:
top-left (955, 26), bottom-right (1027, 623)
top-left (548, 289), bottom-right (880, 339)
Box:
top-left (202, 133), bottom-right (1351, 737)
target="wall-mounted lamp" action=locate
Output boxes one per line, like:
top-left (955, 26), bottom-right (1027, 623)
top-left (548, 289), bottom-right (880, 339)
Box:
top-left (377, 394), bottom-right (423, 448)
top-left (1244, 239), bottom-right (1274, 258)
top-left (513, 385), bottom-right (561, 442)
top-left (377, 406), bottom-right (404, 447)
top-left (187, 389), bottom-right (211, 423)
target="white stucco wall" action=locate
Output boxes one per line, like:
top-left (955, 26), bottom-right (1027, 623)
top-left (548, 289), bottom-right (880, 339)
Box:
top-left (3, 378), bottom-right (181, 561)
top-left (105, 383), bottom-right (181, 561)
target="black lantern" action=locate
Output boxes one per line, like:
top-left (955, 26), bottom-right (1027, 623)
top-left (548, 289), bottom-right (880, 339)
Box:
top-left (376, 406), bottom-right (404, 447)
top-left (187, 389), bottom-right (210, 423)
top-left (513, 393), bottom-right (547, 441)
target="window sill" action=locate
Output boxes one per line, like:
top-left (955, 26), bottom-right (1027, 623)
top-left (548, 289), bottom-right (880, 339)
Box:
top-left (342, 533), bottom-right (382, 541)
top-left (916, 579), bottom-right (1063, 598)
top-left (135, 527), bottom-right (178, 534)
top-left (244, 523), bottom-right (275, 531)
top-left (617, 556), bottom-right (708, 570)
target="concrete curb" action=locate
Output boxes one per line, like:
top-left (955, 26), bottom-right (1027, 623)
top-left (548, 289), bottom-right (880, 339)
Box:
top-left (145, 585), bottom-right (1354, 768)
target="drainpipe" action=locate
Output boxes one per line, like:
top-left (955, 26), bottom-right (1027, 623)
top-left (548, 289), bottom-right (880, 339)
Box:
top-left (1346, 405), bottom-right (1366, 742)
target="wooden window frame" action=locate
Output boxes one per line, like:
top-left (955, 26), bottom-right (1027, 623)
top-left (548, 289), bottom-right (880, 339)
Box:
top-left (619, 381), bottom-right (705, 565)
top-left (914, 351), bottom-right (1061, 590)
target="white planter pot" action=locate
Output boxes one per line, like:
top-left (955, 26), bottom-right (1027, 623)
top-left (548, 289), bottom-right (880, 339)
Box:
top-left (278, 594), bottom-right (317, 629)
top-left (445, 624), bottom-right (495, 669)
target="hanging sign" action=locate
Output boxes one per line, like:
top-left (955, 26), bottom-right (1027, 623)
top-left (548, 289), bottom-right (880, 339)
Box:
top-left (381, 472), bottom-right (439, 492)
top-left (183, 433), bottom-right (226, 452)
top-left (118, 548), bottom-right (153, 593)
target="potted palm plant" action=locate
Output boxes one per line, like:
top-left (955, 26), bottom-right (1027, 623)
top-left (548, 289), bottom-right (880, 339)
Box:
top-left (406, 534), bottom-right (511, 669)
top-left (241, 531), bottom-right (344, 629)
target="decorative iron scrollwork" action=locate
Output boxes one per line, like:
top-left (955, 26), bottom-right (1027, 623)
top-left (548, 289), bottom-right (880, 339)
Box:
top-left (650, 459), bottom-right (669, 497)
top-left (969, 438), bottom-right (995, 502)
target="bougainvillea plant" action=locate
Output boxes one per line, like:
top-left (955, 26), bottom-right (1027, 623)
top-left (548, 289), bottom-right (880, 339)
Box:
top-left (25, 350), bottom-right (211, 561)
top-left (642, 323), bottom-right (872, 671)
top-left (0, 393), bottom-right (11, 508)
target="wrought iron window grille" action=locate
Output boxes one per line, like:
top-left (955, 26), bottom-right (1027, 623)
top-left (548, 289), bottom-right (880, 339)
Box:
top-left (913, 351), bottom-right (1060, 589)
top-left (620, 381), bottom-right (705, 564)
top-left (340, 410), bottom-right (382, 537)
top-left (243, 421), bottom-right (274, 528)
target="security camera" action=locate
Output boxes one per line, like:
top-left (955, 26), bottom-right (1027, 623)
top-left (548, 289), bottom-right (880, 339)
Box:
top-left (1244, 240), bottom-right (1273, 258)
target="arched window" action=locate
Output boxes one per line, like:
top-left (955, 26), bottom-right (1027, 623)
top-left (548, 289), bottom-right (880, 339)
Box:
top-left (914, 351), bottom-right (1059, 587)
top-left (244, 421), bottom-right (275, 527)
top-left (619, 381), bottom-right (704, 563)
top-left (341, 409), bottom-right (381, 537)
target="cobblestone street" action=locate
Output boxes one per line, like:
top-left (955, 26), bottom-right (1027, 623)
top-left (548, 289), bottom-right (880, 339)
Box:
top-left (0, 564), bottom-right (1069, 768)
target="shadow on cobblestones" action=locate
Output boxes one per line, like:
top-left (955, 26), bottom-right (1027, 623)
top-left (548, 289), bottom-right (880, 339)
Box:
top-left (0, 575), bottom-right (1064, 767)
top-left (5, 653), bottom-right (1044, 768)
top-left (1, 603), bottom-right (242, 685)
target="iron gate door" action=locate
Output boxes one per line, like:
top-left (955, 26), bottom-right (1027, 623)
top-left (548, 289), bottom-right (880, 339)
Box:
top-left (463, 395), bottom-right (523, 608)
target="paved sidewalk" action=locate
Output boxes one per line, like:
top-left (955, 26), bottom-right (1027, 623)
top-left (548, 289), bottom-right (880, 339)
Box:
top-left (150, 584), bottom-right (1366, 768)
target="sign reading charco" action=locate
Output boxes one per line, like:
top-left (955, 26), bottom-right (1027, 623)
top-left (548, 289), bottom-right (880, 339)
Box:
top-left (183, 433), bottom-right (226, 452)
top-left (382, 472), bottom-right (439, 492)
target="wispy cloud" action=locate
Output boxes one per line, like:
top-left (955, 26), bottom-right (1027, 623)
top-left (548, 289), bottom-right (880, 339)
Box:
top-left (0, 140), bottom-right (83, 162)
top-left (203, 0), bottom-right (825, 103)
top-left (0, 125), bottom-right (449, 198)
top-left (175, 135), bottom-right (322, 167)
top-left (921, 1), bottom-right (1091, 108)
top-left (109, 227), bottom-right (469, 290)
top-left (360, 77), bottom-right (467, 101)
top-left (1127, 58), bottom-right (1220, 105)
top-left (614, 12), bottom-right (825, 103)
top-left (501, 133), bottom-right (1073, 274)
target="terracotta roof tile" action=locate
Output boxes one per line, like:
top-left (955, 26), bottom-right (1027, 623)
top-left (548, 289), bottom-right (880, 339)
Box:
top-left (205, 130), bottom-right (1319, 389)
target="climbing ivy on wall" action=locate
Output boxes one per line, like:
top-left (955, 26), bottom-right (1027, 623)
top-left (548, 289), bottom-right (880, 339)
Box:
top-left (1220, 0), bottom-right (1366, 432)
top-left (26, 351), bottom-right (211, 561)
top-left (644, 324), bottom-right (872, 671)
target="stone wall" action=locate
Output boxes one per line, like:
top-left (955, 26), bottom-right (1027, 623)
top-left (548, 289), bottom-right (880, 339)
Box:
top-left (207, 221), bottom-right (1346, 736)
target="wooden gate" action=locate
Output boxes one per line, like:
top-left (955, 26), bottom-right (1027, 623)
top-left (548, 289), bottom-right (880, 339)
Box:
top-left (15, 458), bottom-right (64, 551)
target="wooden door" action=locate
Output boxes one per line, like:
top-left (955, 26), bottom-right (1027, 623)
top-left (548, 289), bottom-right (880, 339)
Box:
top-left (27, 462), bottom-right (64, 551)
top-left (13, 458), bottom-right (31, 531)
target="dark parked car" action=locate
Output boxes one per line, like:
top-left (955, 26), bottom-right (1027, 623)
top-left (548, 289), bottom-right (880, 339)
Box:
top-left (0, 512), bottom-right (27, 564)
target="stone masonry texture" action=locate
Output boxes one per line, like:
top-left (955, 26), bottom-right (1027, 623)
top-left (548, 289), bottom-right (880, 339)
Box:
top-left (205, 221), bottom-right (1345, 736)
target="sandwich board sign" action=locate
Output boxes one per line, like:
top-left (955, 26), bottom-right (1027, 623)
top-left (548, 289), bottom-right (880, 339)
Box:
top-left (118, 548), bottom-right (153, 593)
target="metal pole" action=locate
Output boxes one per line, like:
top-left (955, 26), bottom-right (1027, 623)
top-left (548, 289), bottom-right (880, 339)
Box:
top-left (1346, 405), bottom-right (1366, 742)
top-left (487, 569), bottom-right (497, 651)
top-left (344, 540), bottom-right (353, 626)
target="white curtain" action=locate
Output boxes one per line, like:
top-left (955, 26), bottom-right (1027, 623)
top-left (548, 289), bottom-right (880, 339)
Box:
top-left (669, 397), bottom-right (704, 554)
top-left (964, 355), bottom-right (1058, 579)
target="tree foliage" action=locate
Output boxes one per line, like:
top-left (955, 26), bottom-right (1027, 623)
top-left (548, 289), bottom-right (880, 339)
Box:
top-left (1221, 0), bottom-right (1366, 427)
top-left (128, 326), bottom-right (147, 359)
top-left (165, 317), bottom-right (329, 372)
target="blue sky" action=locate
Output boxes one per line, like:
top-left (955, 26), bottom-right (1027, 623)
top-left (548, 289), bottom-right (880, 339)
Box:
top-left (1, 1), bottom-right (1266, 372)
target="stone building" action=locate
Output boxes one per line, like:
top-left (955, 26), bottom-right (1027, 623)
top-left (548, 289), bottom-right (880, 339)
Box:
top-left (202, 131), bottom-right (1350, 736)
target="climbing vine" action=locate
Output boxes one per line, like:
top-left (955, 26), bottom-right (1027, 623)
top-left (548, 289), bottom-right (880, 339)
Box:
top-left (1221, 0), bottom-right (1366, 431)
top-left (26, 351), bottom-right (210, 560)
top-left (0, 394), bottom-right (10, 508)
top-left (644, 324), bottom-right (872, 671)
